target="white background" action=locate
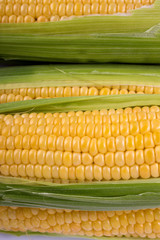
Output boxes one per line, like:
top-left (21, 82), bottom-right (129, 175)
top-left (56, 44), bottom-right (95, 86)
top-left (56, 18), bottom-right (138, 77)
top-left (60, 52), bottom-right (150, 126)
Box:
top-left (0, 234), bottom-right (86, 240)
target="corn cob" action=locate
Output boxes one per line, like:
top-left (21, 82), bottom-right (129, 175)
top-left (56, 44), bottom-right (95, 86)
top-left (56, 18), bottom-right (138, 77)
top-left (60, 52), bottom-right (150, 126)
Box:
top-left (1, 206), bottom-right (160, 238)
top-left (0, 0), bottom-right (155, 24)
top-left (0, 85), bottom-right (159, 103)
top-left (1, 104), bottom-right (160, 181)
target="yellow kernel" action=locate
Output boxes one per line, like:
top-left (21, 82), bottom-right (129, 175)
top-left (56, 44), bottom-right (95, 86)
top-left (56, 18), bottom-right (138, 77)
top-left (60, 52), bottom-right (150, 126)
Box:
top-left (121, 166), bottom-right (130, 180)
top-left (125, 151), bottom-right (135, 166)
top-left (73, 153), bottom-right (81, 166)
top-left (35, 164), bottom-right (43, 178)
top-left (126, 135), bottom-right (135, 150)
top-left (0, 165), bottom-right (9, 176)
top-left (76, 165), bottom-right (85, 181)
top-left (115, 152), bottom-right (125, 167)
top-left (116, 136), bottom-right (125, 151)
top-left (144, 148), bottom-right (155, 165)
top-left (103, 166), bottom-right (111, 180)
top-left (43, 165), bottom-right (52, 179)
top-left (82, 153), bottom-right (93, 165)
top-left (151, 163), bottom-right (159, 178)
top-left (111, 166), bottom-right (120, 180)
top-left (89, 138), bottom-right (98, 156)
top-left (140, 164), bottom-right (150, 179)
top-left (18, 164), bottom-right (26, 177)
top-left (85, 165), bottom-right (93, 181)
top-left (26, 164), bottom-right (34, 177)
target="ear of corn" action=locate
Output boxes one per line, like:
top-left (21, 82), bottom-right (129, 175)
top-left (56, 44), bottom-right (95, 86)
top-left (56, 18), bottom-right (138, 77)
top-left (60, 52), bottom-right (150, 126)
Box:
top-left (0, 1), bottom-right (160, 63)
top-left (0, 64), bottom-right (160, 103)
top-left (0, 0), bottom-right (159, 34)
top-left (0, 206), bottom-right (160, 239)
top-left (0, 0), bottom-right (155, 24)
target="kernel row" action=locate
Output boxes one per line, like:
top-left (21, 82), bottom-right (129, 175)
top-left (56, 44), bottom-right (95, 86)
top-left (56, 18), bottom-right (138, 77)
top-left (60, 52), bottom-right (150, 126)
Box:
top-left (0, 0), bottom-right (154, 5)
top-left (0, 85), bottom-right (159, 100)
top-left (1, 106), bottom-right (160, 122)
top-left (0, 162), bottom-right (160, 180)
top-left (1, 147), bottom-right (160, 166)
top-left (1, 131), bottom-right (160, 151)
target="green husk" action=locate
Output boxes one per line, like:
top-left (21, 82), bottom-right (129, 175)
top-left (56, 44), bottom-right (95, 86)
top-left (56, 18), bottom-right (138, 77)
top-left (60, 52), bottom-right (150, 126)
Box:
top-left (0, 64), bottom-right (160, 89)
top-left (0, 94), bottom-right (160, 114)
top-left (1, 176), bottom-right (160, 211)
top-left (0, 1), bottom-right (160, 63)
top-left (1, 31), bottom-right (160, 64)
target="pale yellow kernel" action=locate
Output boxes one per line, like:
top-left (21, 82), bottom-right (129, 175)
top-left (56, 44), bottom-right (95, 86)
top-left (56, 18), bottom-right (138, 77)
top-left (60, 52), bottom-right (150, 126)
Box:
top-left (151, 163), bottom-right (159, 178)
top-left (125, 151), bottom-right (135, 166)
top-left (52, 166), bottom-right (59, 179)
top-left (43, 165), bottom-right (52, 179)
top-left (111, 123), bottom-right (120, 137)
top-left (85, 165), bottom-right (93, 180)
top-left (55, 151), bottom-right (63, 166)
top-left (1, 94), bottom-right (7, 102)
top-left (82, 153), bottom-right (93, 165)
top-left (74, 2), bottom-right (83, 15)
top-left (94, 153), bottom-right (104, 166)
top-left (103, 124), bottom-right (111, 138)
top-left (37, 15), bottom-right (48, 22)
top-left (58, 3), bottom-right (66, 16)
top-left (24, 15), bottom-right (34, 22)
top-left (88, 87), bottom-right (98, 96)
top-left (18, 164), bottom-right (26, 177)
top-left (121, 166), bottom-right (130, 180)
top-left (89, 138), bottom-right (98, 156)
top-left (83, 3), bottom-right (91, 14)
top-left (135, 134), bottom-right (144, 150)
top-left (35, 164), bottom-right (43, 178)
top-left (14, 149), bottom-right (22, 164)
top-left (37, 150), bottom-right (46, 165)
top-left (22, 149), bottom-right (29, 164)
top-left (69, 166), bottom-right (76, 180)
top-left (126, 135), bottom-right (135, 150)
top-left (110, 215), bottom-right (120, 229)
top-left (144, 132), bottom-right (154, 148)
top-left (0, 165), bottom-right (9, 176)
top-left (73, 136), bottom-right (81, 152)
top-left (80, 136), bottom-right (90, 153)
top-left (116, 136), bottom-right (125, 151)
top-left (103, 166), bottom-right (111, 180)
top-left (115, 152), bottom-right (125, 167)
top-left (140, 164), bottom-right (150, 179)
top-left (72, 153), bottom-right (81, 166)
top-left (63, 152), bottom-right (72, 167)
top-left (111, 166), bottom-right (121, 180)
top-left (155, 146), bottom-right (160, 163)
top-left (45, 151), bottom-right (54, 166)
top-left (120, 122), bottom-right (129, 136)
top-left (6, 136), bottom-right (14, 150)
top-left (107, 137), bottom-right (116, 152)
top-left (144, 148), bottom-right (155, 165)
top-left (21, 3), bottom-right (28, 15)
top-left (79, 87), bottom-right (88, 96)
top-left (26, 164), bottom-right (34, 177)
top-left (76, 165), bottom-right (85, 181)
top-left (108, 3), bottom-right (117, 13)
top-left (0, 150), bottom-right (5, 164)
top-left (31, 216), bottom-right (40, 228)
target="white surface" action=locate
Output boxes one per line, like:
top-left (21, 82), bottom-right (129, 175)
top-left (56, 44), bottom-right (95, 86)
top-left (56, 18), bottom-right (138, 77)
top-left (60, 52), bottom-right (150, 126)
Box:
top-left (0, 234), bottom-right (86, 240)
